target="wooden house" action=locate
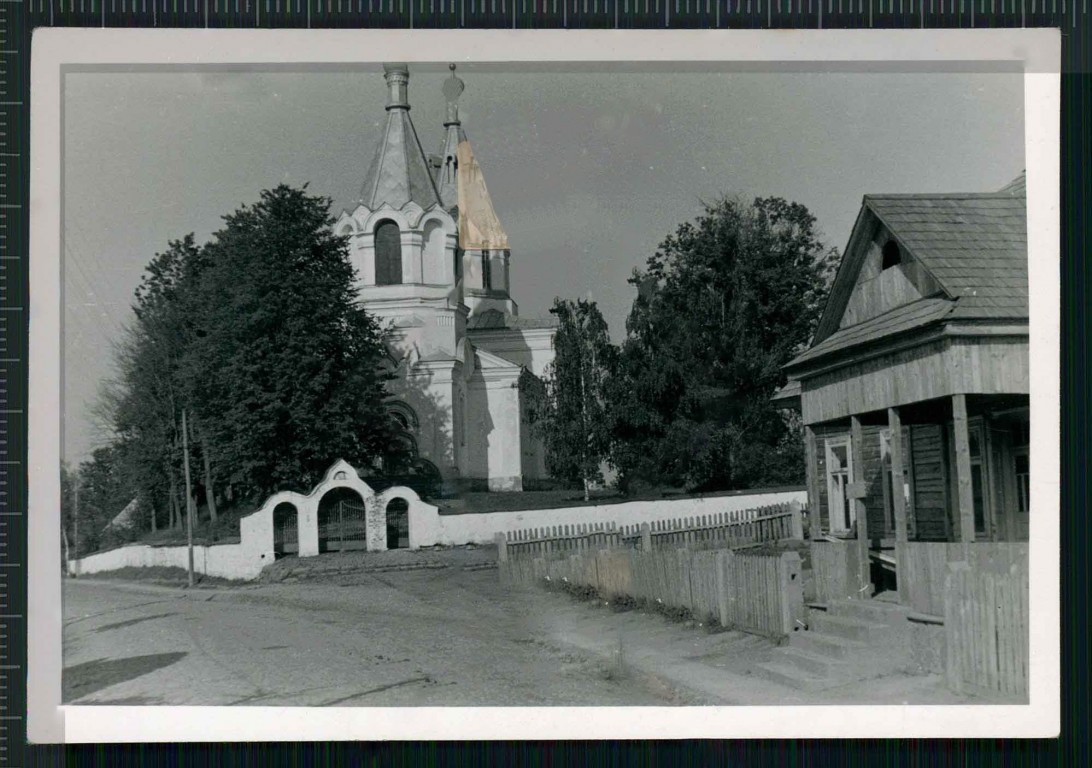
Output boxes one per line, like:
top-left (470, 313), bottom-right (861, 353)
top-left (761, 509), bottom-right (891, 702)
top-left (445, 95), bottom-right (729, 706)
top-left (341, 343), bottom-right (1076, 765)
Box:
top-left (777, 173), bottom-right (1029, 608)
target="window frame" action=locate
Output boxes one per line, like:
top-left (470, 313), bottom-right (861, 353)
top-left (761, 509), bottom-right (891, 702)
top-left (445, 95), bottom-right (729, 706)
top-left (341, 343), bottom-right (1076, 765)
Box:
top-left (824, 436), bottom-right (855, 535)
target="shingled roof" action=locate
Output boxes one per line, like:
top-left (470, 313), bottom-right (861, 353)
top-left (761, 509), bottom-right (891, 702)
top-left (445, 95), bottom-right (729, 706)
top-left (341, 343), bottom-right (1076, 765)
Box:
top-left (864, 184), bottom-right (1027, 321)
top-left (359, 65), bottom-right (442, 211)
top-left (786, 173), bottom-right (1027, 372)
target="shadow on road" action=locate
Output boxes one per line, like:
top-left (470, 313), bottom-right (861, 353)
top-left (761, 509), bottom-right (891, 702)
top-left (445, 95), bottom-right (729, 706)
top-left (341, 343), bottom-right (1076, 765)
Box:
top-left (63, 652), bottom-right (188, 702)
top-left (94, 612), bottom-right (178, 633)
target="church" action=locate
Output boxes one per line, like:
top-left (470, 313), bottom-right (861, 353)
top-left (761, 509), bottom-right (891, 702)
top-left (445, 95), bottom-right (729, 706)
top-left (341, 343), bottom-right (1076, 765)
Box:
top-left (335, 63), bottom-right (556, 494)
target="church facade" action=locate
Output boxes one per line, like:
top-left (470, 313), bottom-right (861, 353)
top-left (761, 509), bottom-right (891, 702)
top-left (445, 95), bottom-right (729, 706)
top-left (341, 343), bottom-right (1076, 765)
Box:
top-left (335, 63), bottom-right (555, 493)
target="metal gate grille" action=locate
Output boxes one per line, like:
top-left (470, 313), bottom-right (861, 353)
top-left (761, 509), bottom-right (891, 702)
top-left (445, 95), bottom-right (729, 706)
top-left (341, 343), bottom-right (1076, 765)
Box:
top-left (273, 504), bottom-right (298, 556)
top-left (386, 499), bottom-right (409, 549)
top-left (319, 499), bottom-right (368, 552)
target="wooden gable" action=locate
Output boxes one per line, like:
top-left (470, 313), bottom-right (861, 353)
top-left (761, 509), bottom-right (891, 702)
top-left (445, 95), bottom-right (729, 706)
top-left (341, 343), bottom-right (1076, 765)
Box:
top-left (839, 218), bottom-right (945, 330)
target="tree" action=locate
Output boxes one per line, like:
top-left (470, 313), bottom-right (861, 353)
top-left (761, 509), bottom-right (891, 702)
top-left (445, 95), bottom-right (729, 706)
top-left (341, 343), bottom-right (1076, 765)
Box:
top-left (83, 185), bottom-right (399, 548)
top-left (610, 196), bottom-right (836, 492)
top-left (180, 185), bottom-right (395, 497)
top-left (524, 298), bottom-right (617, 500)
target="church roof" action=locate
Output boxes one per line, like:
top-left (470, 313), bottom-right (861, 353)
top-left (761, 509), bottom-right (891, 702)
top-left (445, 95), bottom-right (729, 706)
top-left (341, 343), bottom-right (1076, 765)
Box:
top-left (466, 309), bottom-right (559, 331)
top-left (358, 64), bottom-right (442, 211)
top-left (456, 136), bottom-right (510, 250)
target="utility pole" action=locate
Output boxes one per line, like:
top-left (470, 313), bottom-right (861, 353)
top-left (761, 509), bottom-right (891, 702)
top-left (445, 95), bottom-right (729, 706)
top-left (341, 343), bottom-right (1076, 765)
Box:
top-left (72, 474), bottom-right (80, 578)
top-left (182, 409), bottom-right (195, 588)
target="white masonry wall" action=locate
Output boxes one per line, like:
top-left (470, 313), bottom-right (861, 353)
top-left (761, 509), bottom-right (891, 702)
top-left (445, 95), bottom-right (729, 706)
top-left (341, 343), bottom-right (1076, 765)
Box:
top-left (67, 541), bottom-right (265, 581)
top-left (405, 487), bottom-right (808, 548)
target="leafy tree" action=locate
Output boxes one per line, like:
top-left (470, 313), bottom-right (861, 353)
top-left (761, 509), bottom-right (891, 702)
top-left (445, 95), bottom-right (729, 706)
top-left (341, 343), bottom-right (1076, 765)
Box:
top-left (611, 196), bottom-right (835, 492)
top-left (524, 298), bottom-right (617, 500)
top-left (84, 185), bottom-right (399, 548)
top-left (181, 185), bottom-right (395, 497)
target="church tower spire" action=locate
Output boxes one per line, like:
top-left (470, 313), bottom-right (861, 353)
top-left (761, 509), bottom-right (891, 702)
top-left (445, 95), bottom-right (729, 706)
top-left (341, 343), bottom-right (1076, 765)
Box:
top-left (438, 64), bottom-right (466, 211)
top-left (358, 63), bottom-right (441, 210)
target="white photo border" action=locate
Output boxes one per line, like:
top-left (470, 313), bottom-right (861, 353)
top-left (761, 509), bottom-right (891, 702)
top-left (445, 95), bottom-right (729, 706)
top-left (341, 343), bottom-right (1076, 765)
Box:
top-left (28, 28), bottom-right (1061, 742)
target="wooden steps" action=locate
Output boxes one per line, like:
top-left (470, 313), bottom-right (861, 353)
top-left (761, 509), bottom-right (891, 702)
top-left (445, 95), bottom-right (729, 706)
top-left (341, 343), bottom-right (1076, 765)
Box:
top-left (753, 598), bottom-right (914, 691)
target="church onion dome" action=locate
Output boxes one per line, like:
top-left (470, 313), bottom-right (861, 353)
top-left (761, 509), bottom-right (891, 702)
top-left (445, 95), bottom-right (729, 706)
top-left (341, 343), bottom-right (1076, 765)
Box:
top-left (358, 63), bottom-right (442, 211)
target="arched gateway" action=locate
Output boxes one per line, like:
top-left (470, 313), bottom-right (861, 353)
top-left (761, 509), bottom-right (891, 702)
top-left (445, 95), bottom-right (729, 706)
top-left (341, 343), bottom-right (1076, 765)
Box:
top-left (244, 459), bottom-right (429, 559)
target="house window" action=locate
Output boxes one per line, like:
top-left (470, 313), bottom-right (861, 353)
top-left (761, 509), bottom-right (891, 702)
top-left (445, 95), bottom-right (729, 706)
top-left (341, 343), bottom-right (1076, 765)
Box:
top-left (881, 240), bottom-right (902, 270)
top-left (482, 251), bottom-right (492, 290)
top-left (374, 220), bottom-right (402, 285)
top-left (825, 437), bottom-right (855, 534)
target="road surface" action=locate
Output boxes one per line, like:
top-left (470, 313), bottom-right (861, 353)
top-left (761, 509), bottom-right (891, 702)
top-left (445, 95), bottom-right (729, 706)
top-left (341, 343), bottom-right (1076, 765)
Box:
top-left (63, 565), bottom-right (680, 706)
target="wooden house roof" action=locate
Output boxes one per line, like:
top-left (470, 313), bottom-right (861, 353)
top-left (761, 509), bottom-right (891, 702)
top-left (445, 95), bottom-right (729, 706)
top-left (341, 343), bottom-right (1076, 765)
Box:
top-left (864, 192), bottom-right (1027, 320)
top-left (789, 297), bottom-right (954, 367)
top-left (786, 173), bottom-right (1027, 373)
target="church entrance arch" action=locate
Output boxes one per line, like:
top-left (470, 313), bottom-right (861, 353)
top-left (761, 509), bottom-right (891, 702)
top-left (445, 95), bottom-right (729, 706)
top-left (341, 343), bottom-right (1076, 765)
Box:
top-left (317, 487), bottom-right (368, 553)
top-left (385, 497), bottom-right (410, 550)
top-left (272, 502), bottom-right (299, 557)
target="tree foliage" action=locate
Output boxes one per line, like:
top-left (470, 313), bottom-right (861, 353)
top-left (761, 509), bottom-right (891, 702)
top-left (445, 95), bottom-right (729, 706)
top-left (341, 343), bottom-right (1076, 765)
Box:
top-left (524, 298), bottom-right (616, 497)
top-left (610, 196), bottom-right (836, 492)
top-left (83, 184), bottom-right (396, 545)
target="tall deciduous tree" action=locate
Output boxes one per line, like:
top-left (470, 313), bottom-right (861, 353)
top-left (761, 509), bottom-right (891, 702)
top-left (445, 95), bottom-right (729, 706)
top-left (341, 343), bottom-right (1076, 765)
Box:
top-left (182, 185), bottom-right (394, 497)
top-left (87, 185), bottom-right (398, 547)
top-left (524, 298), bottom-right (616, 500)
top-left (611, 196), bottom-right (836, 492)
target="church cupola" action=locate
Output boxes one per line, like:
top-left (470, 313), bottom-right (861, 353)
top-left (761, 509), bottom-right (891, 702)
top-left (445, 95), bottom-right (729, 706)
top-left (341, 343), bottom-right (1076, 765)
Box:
top-left (437, 65), bottom-right (517, 319)
top-left (437, 64), bottom-right (467, 211)
top-left (339, 64), bottom-right (459, 293)
top-left (357, 63), bottom-right (442, 211)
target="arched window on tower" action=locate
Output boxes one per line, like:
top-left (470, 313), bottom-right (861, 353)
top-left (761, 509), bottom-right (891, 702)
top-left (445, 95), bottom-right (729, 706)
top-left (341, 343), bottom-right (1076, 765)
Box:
top-left (375, 220), bottom-right (403, 285)
top-left (481, 250), bottom-right (493, 290)
top-left (423, 220), bottom-right (445, 284)
top-left (881, 239), bottom-right (902, 270)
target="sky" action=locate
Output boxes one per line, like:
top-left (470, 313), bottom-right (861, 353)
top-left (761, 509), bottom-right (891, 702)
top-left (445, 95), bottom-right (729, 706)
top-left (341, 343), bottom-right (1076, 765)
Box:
top-left (62, 65), bottom-right (1024, 465)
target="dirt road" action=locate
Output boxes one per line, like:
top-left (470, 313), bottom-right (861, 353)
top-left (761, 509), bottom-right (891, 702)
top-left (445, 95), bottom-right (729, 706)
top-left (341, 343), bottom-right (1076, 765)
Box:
top-left (63, 565), bottom-right (683, 706)
top-left (64, 549), bottom-right (971, 707)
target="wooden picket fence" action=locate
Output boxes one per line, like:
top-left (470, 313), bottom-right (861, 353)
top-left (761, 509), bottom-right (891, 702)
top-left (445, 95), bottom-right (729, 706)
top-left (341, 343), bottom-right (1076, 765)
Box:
top-left (900, 542), bottom-right (1029, 617)
top-left (944, 550), bottom-right (1029, 699)
top-left (499, 543), bottom-right (805, 640)
top-left (502, 522), bottom-right (623, 562)
top-left (617, 503), bottom-right (802, 551)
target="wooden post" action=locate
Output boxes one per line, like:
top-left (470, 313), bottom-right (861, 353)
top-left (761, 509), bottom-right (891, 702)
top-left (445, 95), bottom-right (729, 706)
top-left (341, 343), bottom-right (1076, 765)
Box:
top-left (640, 522), bottom-right (652, 552)
top-left (72, 475), bottom-right (80, 577)
top-left (789, 501), bottom-right (805, 541)
top-left (495, 532), bottom-right (508, 563)
top-left (888, 407), bottom-right (909, 603)
top-left (182, 409), bottom-right (195, 588)
top-left (850, 415), bottom-right (872, 597)
top-left (952, 394), bottom-right (976, 544)
top-left (804, 425), bottom-right (821, 537)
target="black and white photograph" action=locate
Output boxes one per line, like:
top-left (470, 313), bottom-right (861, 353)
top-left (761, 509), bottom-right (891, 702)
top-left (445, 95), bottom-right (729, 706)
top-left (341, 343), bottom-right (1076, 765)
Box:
top-left (28, 30), bottom-right (1059, 741)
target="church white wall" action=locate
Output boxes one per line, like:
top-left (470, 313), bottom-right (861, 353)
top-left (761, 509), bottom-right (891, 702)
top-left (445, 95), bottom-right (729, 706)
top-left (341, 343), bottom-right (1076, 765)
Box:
top-left (466, 375), bottom-right (523, 491)
top-left (407, 487), bottom-right (808, 548)
top-left (469, 327), bottom-right (555, 378)
top-left (396, 363), bottom-right (459, 478)
top-left (69, 462), bottom-right (805, 581)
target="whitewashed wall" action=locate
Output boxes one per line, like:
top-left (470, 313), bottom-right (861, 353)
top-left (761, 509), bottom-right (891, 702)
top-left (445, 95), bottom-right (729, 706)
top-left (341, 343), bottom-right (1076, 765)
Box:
top-left (67, 541), bottom-right (265, 581)
top-left (406, 487), bottom-right (808, 548)
top-left (68, 459), bottom-right (805, 581)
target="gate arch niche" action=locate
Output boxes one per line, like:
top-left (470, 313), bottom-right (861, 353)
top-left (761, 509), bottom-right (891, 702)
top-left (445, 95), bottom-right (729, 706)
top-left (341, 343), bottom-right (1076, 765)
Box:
top-left (272, 502), bottom-right (299, 557)
top-left (317, 486), bottom-right (369, 553)
top-left (385, 497), bottom-right (410, 550)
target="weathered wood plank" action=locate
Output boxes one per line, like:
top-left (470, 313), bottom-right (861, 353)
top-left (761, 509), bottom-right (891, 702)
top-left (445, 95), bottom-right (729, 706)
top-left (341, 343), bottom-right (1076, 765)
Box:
top-left (952, 394), bottom-right (977, 543)
top-left (850, 415), bottom-right (872, 595)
